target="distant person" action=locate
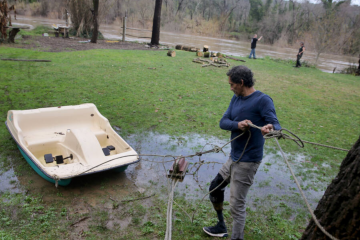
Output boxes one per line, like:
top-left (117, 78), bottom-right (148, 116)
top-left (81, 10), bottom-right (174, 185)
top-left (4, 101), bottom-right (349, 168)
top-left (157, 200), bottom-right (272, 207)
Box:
top-left (249, 34), bottom-right (262, 59)
top-left (295, 42), bottom-right (305, 68)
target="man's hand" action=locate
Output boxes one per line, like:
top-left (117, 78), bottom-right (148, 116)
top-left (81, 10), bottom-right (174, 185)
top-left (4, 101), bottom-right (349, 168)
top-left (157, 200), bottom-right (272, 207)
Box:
top-left (238, 120), bottom-right (252, 131)
top-left (261, 124), bottom-right (274, 135)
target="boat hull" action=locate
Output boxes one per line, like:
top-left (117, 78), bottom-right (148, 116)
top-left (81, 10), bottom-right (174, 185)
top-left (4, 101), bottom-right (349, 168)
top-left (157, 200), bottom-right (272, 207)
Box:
top-left (17, 145), bottom-right (72, 186)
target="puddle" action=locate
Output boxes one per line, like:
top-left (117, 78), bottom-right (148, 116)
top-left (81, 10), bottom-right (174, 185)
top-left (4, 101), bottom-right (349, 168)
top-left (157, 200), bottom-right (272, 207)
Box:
top-left (123, 132), bottom-right (325, 208)
top-left (0, 166), bottom-right (24, 194)
top-left (3, 131), bottom-right (324, 211)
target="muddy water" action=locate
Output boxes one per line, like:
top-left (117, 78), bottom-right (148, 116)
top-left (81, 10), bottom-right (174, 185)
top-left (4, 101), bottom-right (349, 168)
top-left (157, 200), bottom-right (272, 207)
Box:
top-left (12, 15), bottom-right (358, 73)
top-left (1, 131), bottom-right (324, 211)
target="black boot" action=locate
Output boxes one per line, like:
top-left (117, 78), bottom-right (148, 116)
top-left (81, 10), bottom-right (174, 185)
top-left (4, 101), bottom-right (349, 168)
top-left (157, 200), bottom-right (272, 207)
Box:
top-left (203, 221), bottom-right (228, 237)
top-left (203, 202), bottom-right (228, 237)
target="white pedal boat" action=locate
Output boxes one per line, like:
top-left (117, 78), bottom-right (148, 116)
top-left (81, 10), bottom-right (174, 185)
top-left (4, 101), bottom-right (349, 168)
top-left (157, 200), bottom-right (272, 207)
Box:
top-left (5, 103), bottom-right (139, 186)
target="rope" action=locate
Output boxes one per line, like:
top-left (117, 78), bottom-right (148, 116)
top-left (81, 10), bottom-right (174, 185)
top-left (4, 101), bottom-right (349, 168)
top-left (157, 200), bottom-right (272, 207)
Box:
top-left (164, 179), bottom-right (179, 240)
top-left (274, 138), bottom-right (338, 240)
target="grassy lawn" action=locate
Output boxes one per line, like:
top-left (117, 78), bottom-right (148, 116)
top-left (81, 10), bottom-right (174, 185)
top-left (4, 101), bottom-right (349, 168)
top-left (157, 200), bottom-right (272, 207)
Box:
top-left (0, 38), bottom-right (359, 240)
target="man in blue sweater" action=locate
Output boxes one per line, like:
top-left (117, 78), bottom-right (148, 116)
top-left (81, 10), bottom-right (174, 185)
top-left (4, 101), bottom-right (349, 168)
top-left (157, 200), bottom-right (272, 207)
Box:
top-left (203, 65), bottom-right (281, 240)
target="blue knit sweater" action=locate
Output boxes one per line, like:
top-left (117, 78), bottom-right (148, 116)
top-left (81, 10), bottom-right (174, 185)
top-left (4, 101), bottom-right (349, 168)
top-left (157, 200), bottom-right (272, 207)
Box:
top-left (220, 90), bottom-right (281, 162)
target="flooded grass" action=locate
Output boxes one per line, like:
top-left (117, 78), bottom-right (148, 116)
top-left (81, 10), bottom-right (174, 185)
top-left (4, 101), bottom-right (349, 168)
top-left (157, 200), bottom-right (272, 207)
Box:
top-left (1, 131), bottom-right (326, 239)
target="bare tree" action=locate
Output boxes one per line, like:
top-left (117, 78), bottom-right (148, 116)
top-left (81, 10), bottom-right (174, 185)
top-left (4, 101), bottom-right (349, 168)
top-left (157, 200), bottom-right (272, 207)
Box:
top-left (151, 0), bottom-right (162, 45)
top-left (90, 0), bottom-right (99, 43)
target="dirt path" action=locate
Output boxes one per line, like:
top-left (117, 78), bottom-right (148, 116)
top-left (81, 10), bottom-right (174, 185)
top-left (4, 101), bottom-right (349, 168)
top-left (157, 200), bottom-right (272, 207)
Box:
top-left (5, 36), bottom-right (165, 52)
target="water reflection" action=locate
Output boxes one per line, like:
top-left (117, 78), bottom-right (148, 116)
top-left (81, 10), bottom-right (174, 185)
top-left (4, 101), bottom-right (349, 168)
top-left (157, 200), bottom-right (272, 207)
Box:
top-left (12, 15), bottom-right (358, 73)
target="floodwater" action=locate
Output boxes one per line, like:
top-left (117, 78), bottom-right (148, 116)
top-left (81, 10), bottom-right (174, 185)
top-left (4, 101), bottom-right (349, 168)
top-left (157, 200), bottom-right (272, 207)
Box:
top-left (12, 15), bottom-right (358, 73)
top-left (1, 131), bottom-right (324, 210)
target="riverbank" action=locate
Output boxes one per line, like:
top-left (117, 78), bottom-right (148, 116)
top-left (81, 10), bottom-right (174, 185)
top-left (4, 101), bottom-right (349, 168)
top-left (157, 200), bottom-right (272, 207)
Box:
top-left (0, 36), bottom-right (359, 239)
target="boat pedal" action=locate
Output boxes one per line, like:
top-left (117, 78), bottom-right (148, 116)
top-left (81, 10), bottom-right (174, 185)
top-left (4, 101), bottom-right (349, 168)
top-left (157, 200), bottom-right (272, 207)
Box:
top-left (102, 148), bottom-right (110, 156)
top-left (44, 154), bottom-right (54, 164)
top-left (55, 155), bottom-right (64, 164)
top-left (107, 145), bottom-right (115, 151)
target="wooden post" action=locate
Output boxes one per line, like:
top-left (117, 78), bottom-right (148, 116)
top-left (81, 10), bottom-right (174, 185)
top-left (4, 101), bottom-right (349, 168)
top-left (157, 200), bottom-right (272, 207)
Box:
top-left (122, 12), bottom-right (127, 42)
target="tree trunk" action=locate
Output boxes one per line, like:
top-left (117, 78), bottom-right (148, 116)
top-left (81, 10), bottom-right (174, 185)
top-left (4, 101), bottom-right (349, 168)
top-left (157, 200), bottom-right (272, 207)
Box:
top-left (8, 28), bottom-right (20, 43)
top-left (90, 0), bottom-right (99, 43)
top-left (151, 0), bottom-right (163, 46)
top-left (301, 135), bottom-right (360, 240)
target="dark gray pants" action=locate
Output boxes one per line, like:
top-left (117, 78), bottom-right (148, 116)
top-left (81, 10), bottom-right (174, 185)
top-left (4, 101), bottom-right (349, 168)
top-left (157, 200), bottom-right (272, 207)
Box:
top-left (296, 54), bottom-right (302, 67)
top-left (219, 158), bottom-right (260, 240)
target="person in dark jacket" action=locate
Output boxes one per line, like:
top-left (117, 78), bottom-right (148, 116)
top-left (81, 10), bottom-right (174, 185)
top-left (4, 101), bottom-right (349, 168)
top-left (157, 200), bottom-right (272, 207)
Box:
top-left (203, 65), bottom-right (281, 240)
top-left (295, 42), bottom-right (305, 67)
top-left (249, 34), bottom-right (262, 59)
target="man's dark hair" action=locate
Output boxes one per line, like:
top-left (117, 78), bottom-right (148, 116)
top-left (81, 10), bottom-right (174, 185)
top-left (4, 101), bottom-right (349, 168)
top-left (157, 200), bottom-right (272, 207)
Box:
top-left (226, 65), bottom-right (256, 88)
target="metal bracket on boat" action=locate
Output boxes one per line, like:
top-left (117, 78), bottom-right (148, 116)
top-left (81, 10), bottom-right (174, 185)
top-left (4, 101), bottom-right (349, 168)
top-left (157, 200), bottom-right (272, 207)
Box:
top-left (167, 157), bottom-right (189, 182)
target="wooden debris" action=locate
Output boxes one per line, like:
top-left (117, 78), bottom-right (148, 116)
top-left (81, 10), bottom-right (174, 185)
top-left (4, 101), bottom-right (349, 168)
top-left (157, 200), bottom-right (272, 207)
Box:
top-left (204, 52), bottom-right (210, 58)
top-left (120, 193), bottom-right (155, 203)
top-left (167, 50), bottom-right (176, 57)
top-left (192, 58), bottom-right (230, 68)
top-left (196, 51), bottom-right (203, 57)
top-left (225, 55), bottom-right (246, 62)
top-left (175, 45), bottom-right (199, 52)
top-left (1, 58), bottom-right (51, 62)
top-left (192, 47), bottom-right (200, 52)
top-left (70, 216), bottom-right (90, 227)
top-left (216, 52), bottom-right (223, 58)
top-left (148, 67), bottom-right (156, 70)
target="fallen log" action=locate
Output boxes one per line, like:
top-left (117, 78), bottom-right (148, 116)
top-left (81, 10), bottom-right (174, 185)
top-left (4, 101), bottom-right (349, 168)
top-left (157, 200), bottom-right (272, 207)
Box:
top-left (167, 50), bottom-right (176, 57)
top-left (196, 51), bottom-right (203, 57)
top-left (1, 58), bottom-right (51, 62)
top-left (224, 55), bottom-right (246, 62)
top-left (175, 45), bottom-right (183, 50)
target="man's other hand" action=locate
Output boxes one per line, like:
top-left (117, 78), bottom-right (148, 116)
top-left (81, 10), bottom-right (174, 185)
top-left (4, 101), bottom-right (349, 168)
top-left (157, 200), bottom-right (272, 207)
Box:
top-left (238, 120), bottom-right (252, 131)
top-left (261, 124), bottom-right (274, 135)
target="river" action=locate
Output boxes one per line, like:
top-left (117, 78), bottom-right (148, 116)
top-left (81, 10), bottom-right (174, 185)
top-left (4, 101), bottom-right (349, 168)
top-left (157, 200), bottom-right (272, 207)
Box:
top-left (13, 15), bottom-right (358, 73)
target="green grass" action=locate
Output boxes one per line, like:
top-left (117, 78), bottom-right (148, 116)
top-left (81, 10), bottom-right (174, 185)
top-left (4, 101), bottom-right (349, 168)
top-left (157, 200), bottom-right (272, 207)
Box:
top-left (0, 40), bottom-right (359, 239)
top-left (18, 25), bottom-right (53, 37)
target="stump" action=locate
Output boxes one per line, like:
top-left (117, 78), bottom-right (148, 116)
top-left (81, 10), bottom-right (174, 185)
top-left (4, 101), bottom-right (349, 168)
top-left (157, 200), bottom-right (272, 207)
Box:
top-left (175, 45), bottom-right (183, 50)
top-left (216, 52), bottom-right (223, 58)
top-left (167, 50), bottom-right (176, 57)
top-left (182, 46), bottom-right (192, 51)
top-left (204, 52), bottom-right (210, 58)
top-left (8, 28), bottom-right (20, 43)
top-left (196, 51), bottom-right (203, 57)
top-left (203, 45), bottom-right (209, 52)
